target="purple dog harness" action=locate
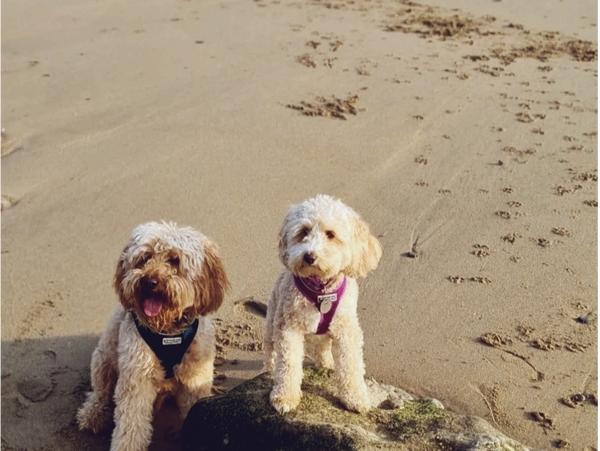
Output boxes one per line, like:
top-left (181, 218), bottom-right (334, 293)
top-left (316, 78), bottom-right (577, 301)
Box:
top-left (293, 275), bottom-right (347, 335)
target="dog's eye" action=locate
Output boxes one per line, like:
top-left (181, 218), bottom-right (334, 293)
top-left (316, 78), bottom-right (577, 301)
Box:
top-left (135, 257), bottom-right (148, 269)
top-left (326, 231), bottom-right (336, 240)
top-left (169, 256), bottom-right (180, 266)
top-left (298, 227), bottom-right (309, 238)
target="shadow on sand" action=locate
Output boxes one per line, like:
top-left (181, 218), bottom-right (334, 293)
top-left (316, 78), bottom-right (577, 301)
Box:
top-left (1, 336), bottom-right (261, 451)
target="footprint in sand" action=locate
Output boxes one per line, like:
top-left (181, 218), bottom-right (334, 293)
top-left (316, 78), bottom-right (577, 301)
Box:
top-left (502, 233), bottom-right (521, 243)
top-left (534, 238), bottom-right (552, 248)
top-left (296, 53), bottom-right (317, 68)
top-left (583, 199), bottom-right (598, 207)
top-left (16, 299), bottom-right (61, 340)
top-left (472, 244), bottom-right (490, 257)
top-left (551, 227), bottom-right (572, 237)
top-left (495, 211), bottom-right (512, 219)
top-left (17, 376), bottom-right (55, 403)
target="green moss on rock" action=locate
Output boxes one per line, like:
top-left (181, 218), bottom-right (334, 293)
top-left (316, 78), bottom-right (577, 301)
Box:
top-left (181, 367), bottom-right (529, 451)
top-left (390, 400), bottom-right (449, 437)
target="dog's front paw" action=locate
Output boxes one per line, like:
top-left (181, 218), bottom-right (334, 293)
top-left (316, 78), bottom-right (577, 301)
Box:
top-left (269, 390), bottom-right (301, 414)
top-left (340, 394), bottom-right (372, 414)
top-left (76, 393), bottom-right (113, 433)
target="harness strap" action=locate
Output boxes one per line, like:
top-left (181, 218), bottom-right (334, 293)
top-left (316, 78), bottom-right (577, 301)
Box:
top-left (293, 275), bottom-right (347, 335)
top-left (132, 313), bottom-right (199, 379)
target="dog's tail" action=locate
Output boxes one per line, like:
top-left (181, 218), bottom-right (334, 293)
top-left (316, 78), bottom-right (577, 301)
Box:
top-left (234, 297), bottom-right (267, 318)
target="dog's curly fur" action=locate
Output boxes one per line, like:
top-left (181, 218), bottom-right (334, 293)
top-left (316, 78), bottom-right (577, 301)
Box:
top-left (264, 195), bottom-right (382, 414)
top-left (76, 222), bottom-right (229, 451)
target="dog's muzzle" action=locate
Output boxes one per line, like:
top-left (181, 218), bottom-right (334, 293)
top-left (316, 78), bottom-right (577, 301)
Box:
top-left (303, 252), bottom-right (317, 265)
top-left (141, 276), bottom-right (159, 292)
top-left (139, 276), bottom-right (165, 318)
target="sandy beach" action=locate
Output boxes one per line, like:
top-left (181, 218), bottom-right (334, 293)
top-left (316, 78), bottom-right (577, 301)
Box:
top-left (2, 0), bottom-right (597, 449)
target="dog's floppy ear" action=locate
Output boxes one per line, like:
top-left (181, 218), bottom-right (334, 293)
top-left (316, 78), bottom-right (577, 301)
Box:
top-left (114, 246), bottom-right (135, 310)
top-left (278, 210), bottom-right (292, 267)
top-left (344, 216), bottom-right (382, 279)
top-left (191, 239), bottom-right (229, 316)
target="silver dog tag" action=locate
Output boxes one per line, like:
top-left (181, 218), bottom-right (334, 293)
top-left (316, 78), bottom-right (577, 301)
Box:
top-left (317, 294), bottom-right (337, 314)
top-left (320, 300), bottom-right (332, 314)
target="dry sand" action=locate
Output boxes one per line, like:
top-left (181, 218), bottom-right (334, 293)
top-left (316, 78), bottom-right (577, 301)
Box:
top-left (1, 0), bottom-right (597, 449)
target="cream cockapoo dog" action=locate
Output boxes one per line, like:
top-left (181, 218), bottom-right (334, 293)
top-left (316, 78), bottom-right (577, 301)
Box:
top-left (76, 222), bottom-right (229, 451)
top-left (264, 195), bottom-right (382, 414)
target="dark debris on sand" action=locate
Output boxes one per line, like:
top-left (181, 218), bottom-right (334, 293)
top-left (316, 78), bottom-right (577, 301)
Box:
top-left (286, 95), bottom-right (361, 120)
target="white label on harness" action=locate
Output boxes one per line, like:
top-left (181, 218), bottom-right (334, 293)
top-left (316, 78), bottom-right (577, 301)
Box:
top-left (317, 294), bottom-right (337, 304)
top-left (163, 337), bottom-right (182, 345)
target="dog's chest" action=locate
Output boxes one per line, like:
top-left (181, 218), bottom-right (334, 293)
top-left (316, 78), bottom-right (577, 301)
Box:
top-left (132, 313), bottom-right (199, 379)
top-left (293, 276), bottom-right (348, 335)
top-left (303, 301), bottom-right (324, 334)
top-left (294, 296), bottom-right (332, 335)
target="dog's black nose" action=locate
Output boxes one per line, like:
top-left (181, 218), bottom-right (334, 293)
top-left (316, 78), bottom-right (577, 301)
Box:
top-left (142, 277), bottom-right (159, 291)
top-left (303, 252), bottom-right (316, 265)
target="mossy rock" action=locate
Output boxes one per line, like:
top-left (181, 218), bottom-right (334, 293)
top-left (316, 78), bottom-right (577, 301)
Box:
top-left (181, 367), bottom-right (529, 451)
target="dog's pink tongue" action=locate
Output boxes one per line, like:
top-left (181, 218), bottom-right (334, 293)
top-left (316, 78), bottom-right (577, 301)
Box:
top-left (143, 298), bottom-right (162, 317)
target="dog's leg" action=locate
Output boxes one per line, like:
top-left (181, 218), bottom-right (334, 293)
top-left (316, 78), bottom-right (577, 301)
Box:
top-left (270, 327), bottom-right (305, 414)
top-left (331, 317), bottom-right (371, 414)
top-left (176, 355), bottom-right (214, 418)
top-left (77, 346), bottom-right (117, 433)
top-left (110, 319), bottom-right (158, 451)
top-left (176, 377), bottom-right (213, 419)
top-left (263, 292), bottom-right (276, 372)
top-left (263, 340), bottom-right (275, 372)
top-left (313, 336), bottom-right (335, 370)
top-left (110, 369), bottom-right (157, 451)
top-left (77, 310), bottom-right (122, 433)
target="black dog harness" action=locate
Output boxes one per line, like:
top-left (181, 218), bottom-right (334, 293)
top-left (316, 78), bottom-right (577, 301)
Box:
top-left (132, 313), bottom-right (199, 379)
